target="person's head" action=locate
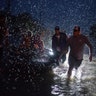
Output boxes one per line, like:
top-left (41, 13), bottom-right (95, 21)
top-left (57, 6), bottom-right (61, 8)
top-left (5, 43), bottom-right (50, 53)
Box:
top-left (73, 26), bottom-right (81, 36)
top-left (55, 26), bottom-right (60, 35)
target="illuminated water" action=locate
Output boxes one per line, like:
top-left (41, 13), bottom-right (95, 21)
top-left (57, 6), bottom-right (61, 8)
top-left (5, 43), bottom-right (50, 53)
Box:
top-left (51, 55), bottom-right (96, 96)
top-left (0, 54), bottom-right (96, 96)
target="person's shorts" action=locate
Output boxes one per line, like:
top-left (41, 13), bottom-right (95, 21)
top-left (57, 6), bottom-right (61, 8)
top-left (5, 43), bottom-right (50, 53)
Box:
top-left (68, 55), bottom-right (82, 69)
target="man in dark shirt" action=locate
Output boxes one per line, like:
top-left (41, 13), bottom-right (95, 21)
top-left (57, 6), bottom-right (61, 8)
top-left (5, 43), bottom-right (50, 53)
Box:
top-left (67, 26), bottom-right (92, 79)
top-left (52, 26), bottom-right (68, 65)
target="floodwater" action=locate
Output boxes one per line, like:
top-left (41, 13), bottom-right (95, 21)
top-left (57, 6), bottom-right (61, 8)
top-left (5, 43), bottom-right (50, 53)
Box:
top-left (51, 54), bottom-right (96, 96)
top-left (0, 54), bottom-right (96, 96)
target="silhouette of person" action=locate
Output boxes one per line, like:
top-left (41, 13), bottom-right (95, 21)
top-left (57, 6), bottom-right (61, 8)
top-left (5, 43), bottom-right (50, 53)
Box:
top-left (66, 25), bottom-right (92, 79)
top-left (52, 26), bottom-right (68, 65)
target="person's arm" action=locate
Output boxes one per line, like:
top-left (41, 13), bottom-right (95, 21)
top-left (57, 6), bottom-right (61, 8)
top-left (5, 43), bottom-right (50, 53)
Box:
top-left (59, 38), bottom-right (70, 59)
top-left (85, 36), bottom-right (93, 61)
top-left (52, 36), bottom-right (56, 52)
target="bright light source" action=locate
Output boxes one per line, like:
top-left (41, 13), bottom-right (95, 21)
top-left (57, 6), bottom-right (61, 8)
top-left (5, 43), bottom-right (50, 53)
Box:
top-left (49, 49), bottom-right (54, 56)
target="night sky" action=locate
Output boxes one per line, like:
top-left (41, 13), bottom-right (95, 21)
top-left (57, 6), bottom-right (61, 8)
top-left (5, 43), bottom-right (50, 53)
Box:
top-left (0, 0), bottom-right (96, 34)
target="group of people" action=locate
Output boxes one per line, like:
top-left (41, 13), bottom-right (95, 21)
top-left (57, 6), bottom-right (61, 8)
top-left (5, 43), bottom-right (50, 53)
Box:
top-left (0, 14), bottom-right (46, 74)
top-left (0, 13), bottom-right (93, 80)
top-left (19, 31), bottom-right (44, 53)
top-left (52, 25), bottom-right (92, 79)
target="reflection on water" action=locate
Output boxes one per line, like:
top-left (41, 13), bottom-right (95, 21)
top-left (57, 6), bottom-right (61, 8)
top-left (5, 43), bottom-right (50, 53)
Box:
top-left (0, 55), bottom-right (96, 96)
top-left (51, 55), bottom-right (96, 96)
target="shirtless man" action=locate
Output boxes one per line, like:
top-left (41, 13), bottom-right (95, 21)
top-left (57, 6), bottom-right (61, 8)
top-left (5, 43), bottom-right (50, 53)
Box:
top-left (67, 26), bottom-right (92, 79)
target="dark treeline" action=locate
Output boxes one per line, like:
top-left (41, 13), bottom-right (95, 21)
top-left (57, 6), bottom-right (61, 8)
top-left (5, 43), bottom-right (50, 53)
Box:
top-left (0, 10), bottom-right (55, 96)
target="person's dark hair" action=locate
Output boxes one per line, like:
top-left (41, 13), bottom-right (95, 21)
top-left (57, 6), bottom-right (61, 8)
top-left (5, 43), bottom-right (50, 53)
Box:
top-left (55, 26), bottom-right (60, 30)
top-left (73, 26), bottom-right (80, 32)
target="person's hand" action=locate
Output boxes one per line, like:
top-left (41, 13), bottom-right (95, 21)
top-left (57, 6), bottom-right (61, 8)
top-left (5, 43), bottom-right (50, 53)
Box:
top-left (34, 44), bottom-right (39, 49)
top-left (89, 54), bottom-right (92, 62)
top-left (57, 47), bottom-right (61, 52)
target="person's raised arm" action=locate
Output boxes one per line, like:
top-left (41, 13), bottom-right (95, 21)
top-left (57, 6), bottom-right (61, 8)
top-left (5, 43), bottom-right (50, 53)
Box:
top-left (85, 37), bottom-right (93, 62)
